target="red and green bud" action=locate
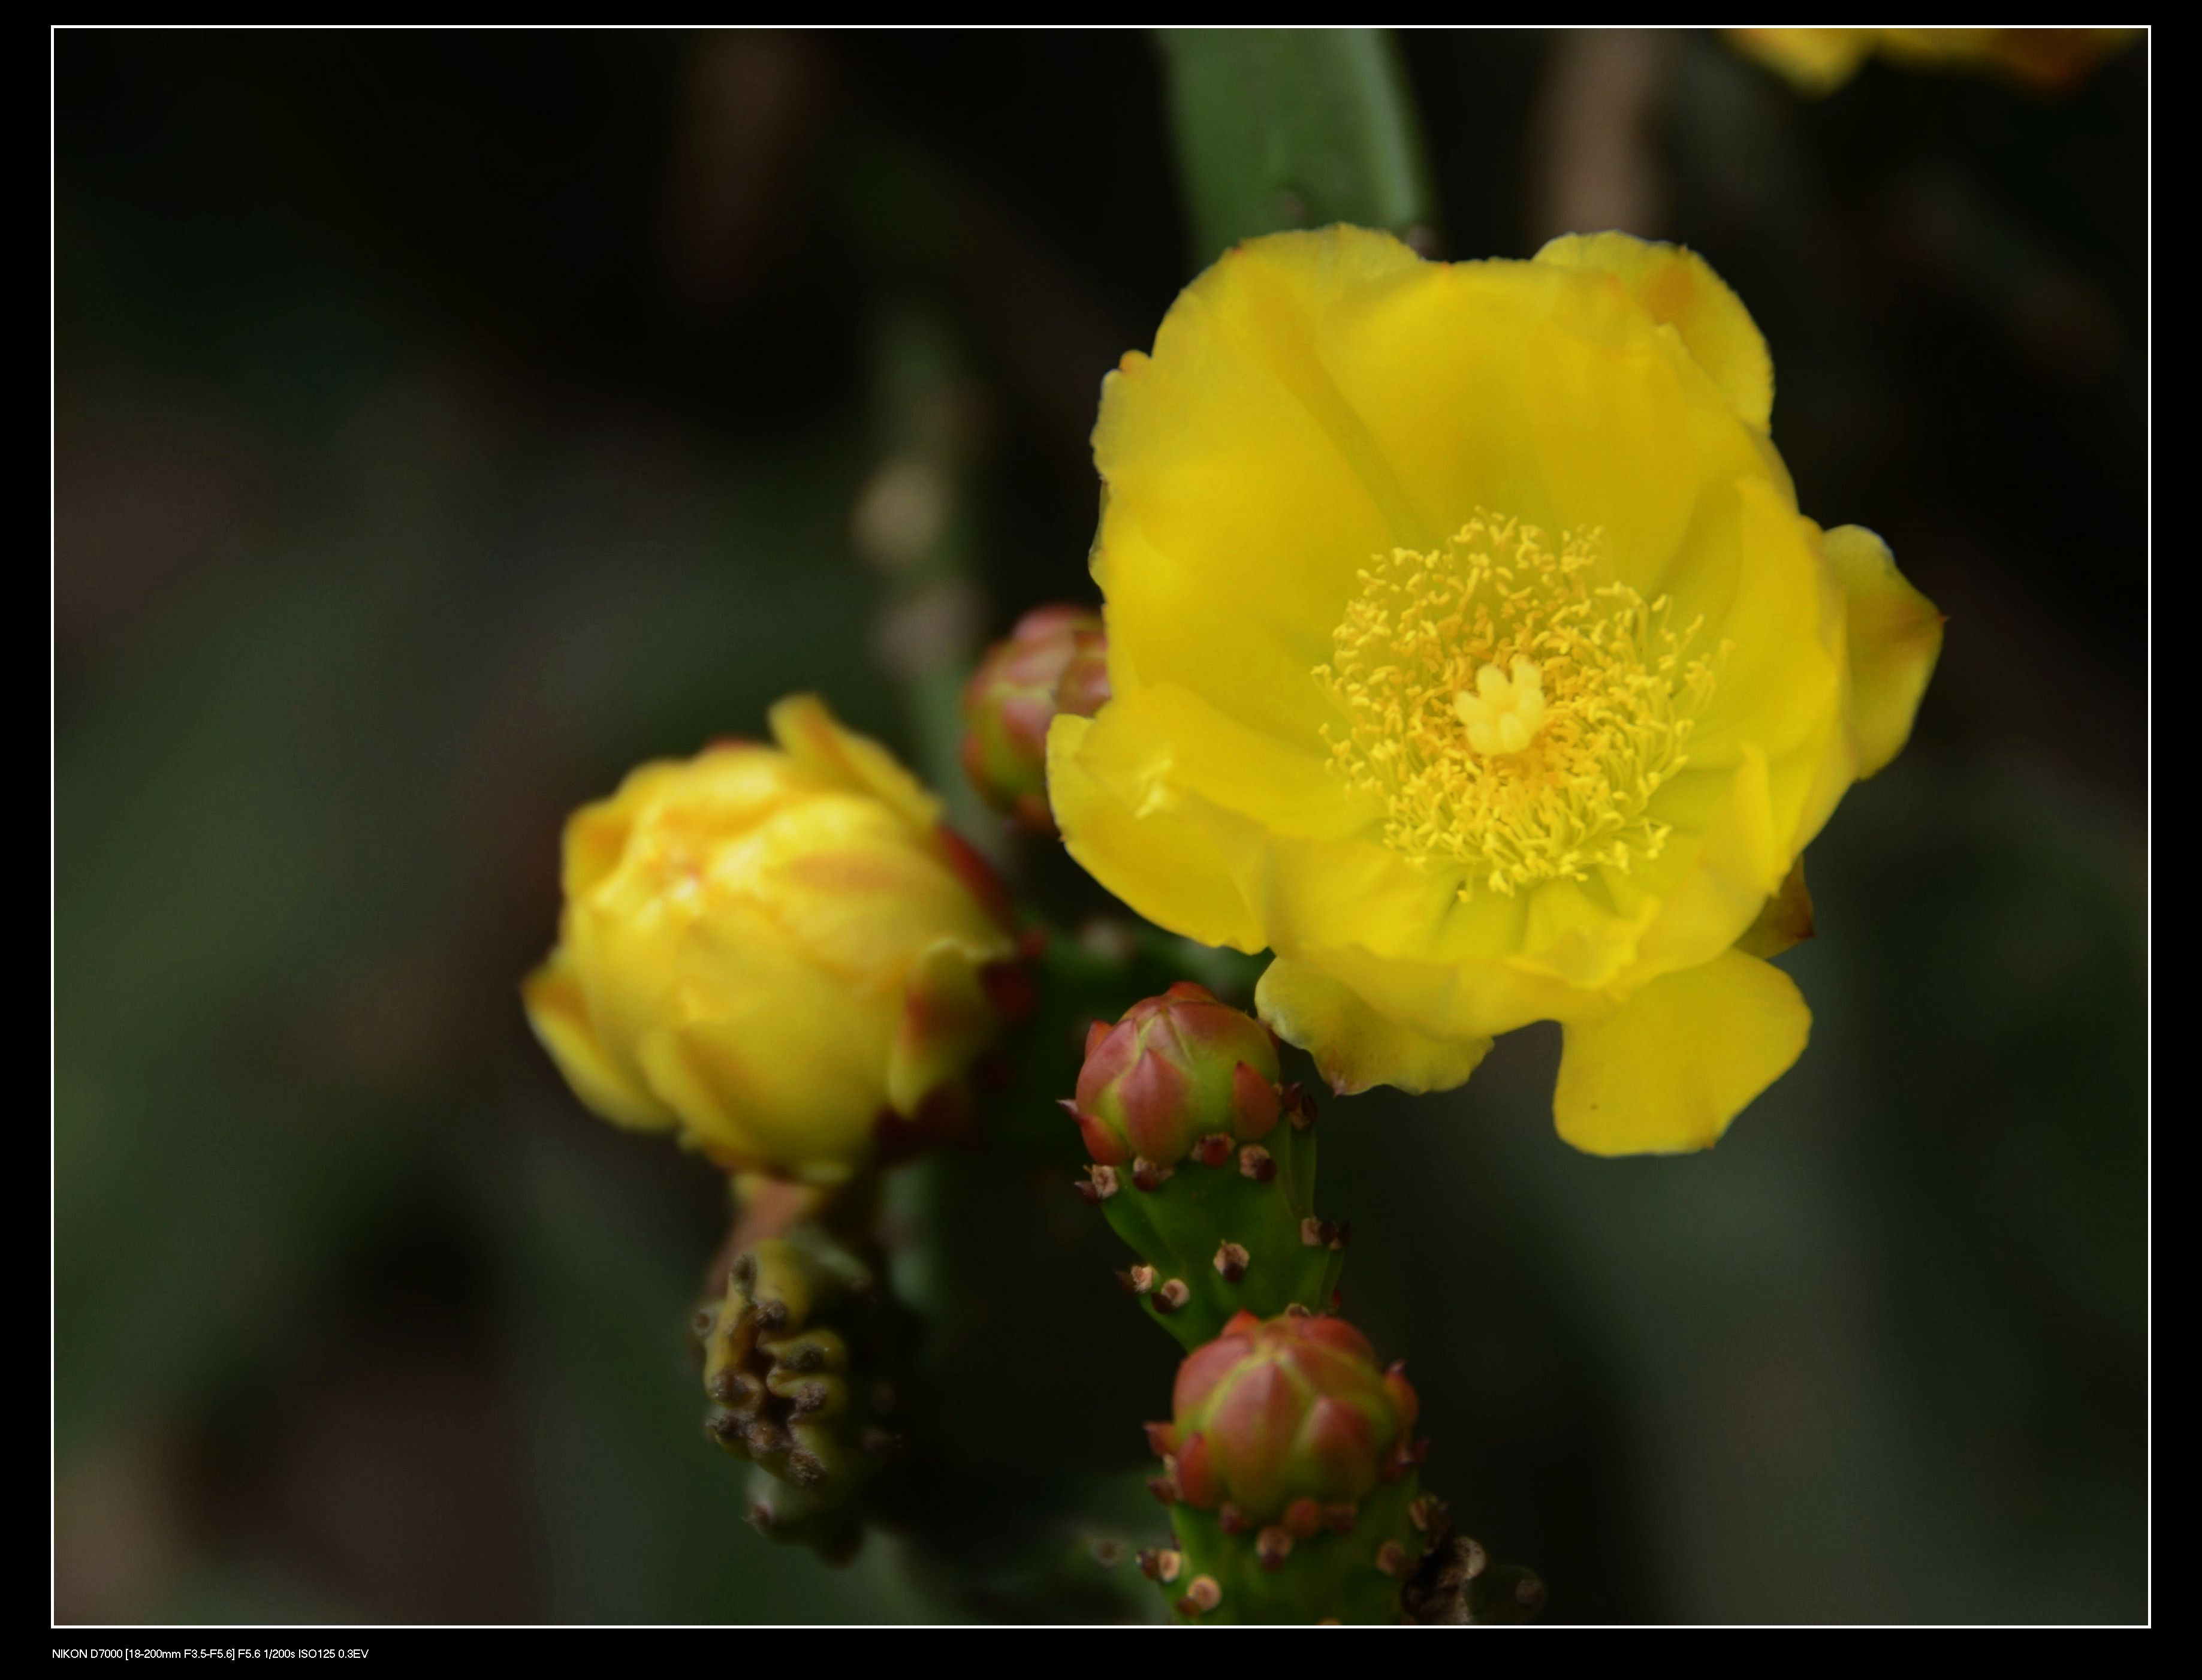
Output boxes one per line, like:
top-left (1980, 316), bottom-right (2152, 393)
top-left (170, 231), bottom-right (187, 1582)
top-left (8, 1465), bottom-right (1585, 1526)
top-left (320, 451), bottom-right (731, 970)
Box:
top-left (1051, 623), bottom-right (1112, 720)
top-left (1066, 982), bottom-right (1282, 1169)
top-left (1067, 985), bottom-right (1338, 1350)
top-left (1154, 1309), bottom-right (1420, 1524)
top-left (959, 604), bottom-right (1109, 831)
top-left (1142, 1309), bottom-right (1436, 1624)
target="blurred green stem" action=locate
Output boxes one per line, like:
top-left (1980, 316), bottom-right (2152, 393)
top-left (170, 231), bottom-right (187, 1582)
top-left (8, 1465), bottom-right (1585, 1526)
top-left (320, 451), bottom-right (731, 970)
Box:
top-left (854, 306), bottom-right (991, 841)
top-left (1157, 28), bottom-right (1442, 266)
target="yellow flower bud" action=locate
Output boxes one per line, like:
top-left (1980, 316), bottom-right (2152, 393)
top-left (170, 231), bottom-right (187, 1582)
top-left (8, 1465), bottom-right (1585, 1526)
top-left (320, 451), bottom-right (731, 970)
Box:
top-left (1727, 27), bottom-right (2138, 98)
top-left (523, 695), bottom-right (1020, 1184)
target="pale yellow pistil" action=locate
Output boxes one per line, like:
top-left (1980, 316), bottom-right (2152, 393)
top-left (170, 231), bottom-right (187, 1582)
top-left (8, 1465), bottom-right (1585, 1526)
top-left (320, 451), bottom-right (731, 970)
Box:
top-left (1453, 659), bottom-right (1548, 756)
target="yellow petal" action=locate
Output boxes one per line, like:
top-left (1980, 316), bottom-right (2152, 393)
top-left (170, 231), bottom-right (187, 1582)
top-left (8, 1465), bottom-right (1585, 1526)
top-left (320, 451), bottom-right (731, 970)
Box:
top-left (1767, 706), bottom-right (1857, 860)
top-left (1093, 228), bottom-right (1426, 746)
top-left (1668, 477), bottom-right (1844, 770)
top-left (768, 693), bottom-right (940, 834)
top-left (723, 794), bottom-right (1010, 988)
top-left (1622, 745), bottom-right (1784, 984)
top-left (1507, 876), bottom-right (1650, 990)
top-left (1046, 710), bottom-right (1266, 953)
top-left (521, 949), bottom-right (676, 1130)
top-left (560, 758), bottom-right (694, 902)
top-left (1332, 254), bottom-right (1716, 596)
top-left (1279, 936), bottom-right (1586, 1046)
top-left (1823, 524), bottom-right (1944, 777)
top-left (1553, 949), bottom-right (1809, 1155)
top-left (1263, 828), bottom-right (1509, 964)
top-left (1256, 957), bottom-right (1492, 1097)
top-left (634, 942), bottom-right (894, 1180)
top-left (1536, 233), bottom-right (1775, 433)
top-left (1725, 28), bottom-right (1874, 95)
top-left (886, 938), bottom-right (993, 1120)
top-left (1101, 681), bottom-right (1378, 841)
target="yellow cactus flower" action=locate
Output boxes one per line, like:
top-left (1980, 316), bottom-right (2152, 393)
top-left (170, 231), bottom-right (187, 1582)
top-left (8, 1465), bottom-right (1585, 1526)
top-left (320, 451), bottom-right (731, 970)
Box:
top-left (1727, 27), bottom-right (2138, 98)
top-left (1047, 228), bottom-right (1942, 1155)
top-left (524, 695), bottom-right (1020, 1183)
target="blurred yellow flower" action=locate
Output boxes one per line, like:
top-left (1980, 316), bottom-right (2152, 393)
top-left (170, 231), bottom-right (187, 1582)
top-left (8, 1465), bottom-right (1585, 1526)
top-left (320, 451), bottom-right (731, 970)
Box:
top-left (1728, 27), bottom-right (2138, 97)
top-left (1048, 228), bottom-right (1941, 1155)
top-left (524, 696), bottom-right (1018, 1183)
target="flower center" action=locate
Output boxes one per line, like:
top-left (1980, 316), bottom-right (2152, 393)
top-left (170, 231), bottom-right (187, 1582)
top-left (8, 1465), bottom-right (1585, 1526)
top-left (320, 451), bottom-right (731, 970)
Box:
top-left (1316, 513), bottom-right (1722, 898)
top-left (1453, 658), bottom-right (1548, 756)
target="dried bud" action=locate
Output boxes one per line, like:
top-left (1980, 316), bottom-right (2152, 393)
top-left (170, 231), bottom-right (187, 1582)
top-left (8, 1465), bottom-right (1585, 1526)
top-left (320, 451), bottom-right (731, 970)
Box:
top-left (696, 1224), bottom-right (911, 1561)
top-left (1065, 983), bottom-right (1284, 1168)
top-left (960, 605), bottom-right (1108, 831)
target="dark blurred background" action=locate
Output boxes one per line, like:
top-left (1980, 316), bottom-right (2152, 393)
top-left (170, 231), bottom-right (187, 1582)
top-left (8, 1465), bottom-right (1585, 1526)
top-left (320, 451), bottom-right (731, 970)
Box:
top-left (54, 29), bottom-right (2146, 1623)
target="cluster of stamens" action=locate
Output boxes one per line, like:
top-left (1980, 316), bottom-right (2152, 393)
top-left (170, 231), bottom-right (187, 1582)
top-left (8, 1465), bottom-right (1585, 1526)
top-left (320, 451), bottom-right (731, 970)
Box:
top-left (1316, 512), bottom-right (1723, 898)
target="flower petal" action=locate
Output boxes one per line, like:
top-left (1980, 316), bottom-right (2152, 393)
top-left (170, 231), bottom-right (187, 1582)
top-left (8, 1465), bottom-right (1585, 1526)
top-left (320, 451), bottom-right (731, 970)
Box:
top-left (560, 759), bottom-right (693, 902)
top-left (768, 693), bottom-right (940, 834)
top-left (1535, 233), bottom-right (1775, 433)
top-left (1621, 745), bottom-right (1785, 984)
top-left (1553, 948), bottom-right (1809, 1155)
top-left (521, 950), bottom-right (676, 1130)
top-left (1668, 477), bottom-right (1845, 770)
top-left (1093, 228), bottom-right (1426, 746)
top-left (1330, 254), bottom-right (1715, 597)
top-left (1256, 957), bottom-right (1491, 1096)
top-left (636, 943), bottom-right (894, 1183)
top-left (1047, 710), bottom-right (1266, 954)
top-left (1099, 681), bottom-right (1379, 841)
top-left (728, 794), bottom-right (1010, 987)
top-left (886, 938), bottom-right (994, 1121)
top-left (1824, 524), bottom-right (1944, 777)
top-left (1726, 28), bottom-right (1874, 94)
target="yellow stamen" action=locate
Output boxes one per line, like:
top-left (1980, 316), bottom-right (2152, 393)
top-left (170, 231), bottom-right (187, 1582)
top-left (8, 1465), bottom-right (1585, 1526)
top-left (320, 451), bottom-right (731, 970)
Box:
top-left (1314, 513), bottom-right (1720, 899)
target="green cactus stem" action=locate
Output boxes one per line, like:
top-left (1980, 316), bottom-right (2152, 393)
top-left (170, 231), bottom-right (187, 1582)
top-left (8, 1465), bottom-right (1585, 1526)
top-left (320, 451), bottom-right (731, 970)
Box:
top-left (1085, 1099), bottom-right (1344, 1350)
top-left (1157, 1473), bottom-right (1431, 1624)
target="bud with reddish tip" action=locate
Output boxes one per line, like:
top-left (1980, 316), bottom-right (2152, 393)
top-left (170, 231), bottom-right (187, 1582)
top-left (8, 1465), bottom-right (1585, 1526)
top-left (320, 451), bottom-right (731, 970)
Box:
top-left (1052, 625), bottom-right (1112, 720)
top-left (960, 605), bottom-right (1108, 831)
top-left (1141, 1310), bottom-right (1434, 1624)
top-left (1065, 984), bottom-right (1343, 1349)
top-left (1162, 1310), bottom-right (1418, 1522)
top-left (1067, 982), bottom-right (1281, 1169)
